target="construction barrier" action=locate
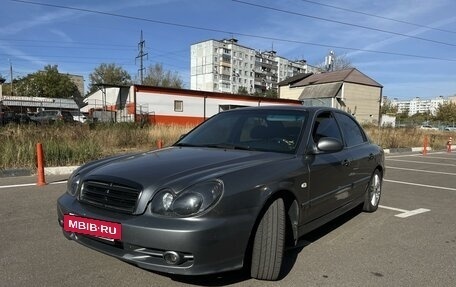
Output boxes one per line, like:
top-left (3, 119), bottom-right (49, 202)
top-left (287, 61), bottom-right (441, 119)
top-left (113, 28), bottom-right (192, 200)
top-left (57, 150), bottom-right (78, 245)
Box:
top-left (36, 143), bottom-right (46, 186)
top-left (448, 137), bottom-right (453, 153)
top-left (157, 139), bottom-right (164, 149)
top-left (422, 136), bottom-right (428, 156)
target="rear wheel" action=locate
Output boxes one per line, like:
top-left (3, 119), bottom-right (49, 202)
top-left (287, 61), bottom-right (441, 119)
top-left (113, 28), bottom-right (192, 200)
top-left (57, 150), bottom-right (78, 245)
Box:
top-left (363, 170), bottom-right (382, 212)
top-left (250, 198), bottom-right (285, 281)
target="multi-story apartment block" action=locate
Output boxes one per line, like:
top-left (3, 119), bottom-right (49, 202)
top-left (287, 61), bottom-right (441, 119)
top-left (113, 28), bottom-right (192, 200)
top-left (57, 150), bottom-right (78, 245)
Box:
top-left (392, 96), bottom-right (448, 116)
top-left (191, 38), bottom-right (317, 94)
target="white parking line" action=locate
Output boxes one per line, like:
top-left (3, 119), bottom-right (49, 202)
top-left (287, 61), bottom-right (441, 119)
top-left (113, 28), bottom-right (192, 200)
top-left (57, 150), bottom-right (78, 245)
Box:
top-left (0, 181), bottom-right (67, 189)
top-left (386, 152), bottom-right (456, 159)
top-left (384, 179), bottom-right (456, 191)
top-left (379, 205), bottom-right (430, 218)
top-left (387, 159), bottom-right (456, 166)
top-left (410, 156), bottom-right (456, 161)
top-left (386, 166), bottom-right (456, 176)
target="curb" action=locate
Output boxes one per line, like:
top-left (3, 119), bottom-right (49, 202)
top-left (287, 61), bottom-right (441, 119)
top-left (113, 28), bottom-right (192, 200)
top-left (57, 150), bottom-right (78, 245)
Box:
top-left (0, 168), bottom-right (33, 177)
top-left (0, 166), bottom-right (79, 178)
top-left (383, 147), bottom-right (431, 154)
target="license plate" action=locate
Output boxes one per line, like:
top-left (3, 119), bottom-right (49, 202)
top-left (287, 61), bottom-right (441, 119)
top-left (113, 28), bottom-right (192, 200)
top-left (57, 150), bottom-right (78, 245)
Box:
top-left (64, 214), bottom-right (122, 240)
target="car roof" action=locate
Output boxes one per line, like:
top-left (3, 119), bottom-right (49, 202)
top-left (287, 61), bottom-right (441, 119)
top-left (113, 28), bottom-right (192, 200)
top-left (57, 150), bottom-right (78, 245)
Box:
top-left (222, 105), bottom-right (346, 115)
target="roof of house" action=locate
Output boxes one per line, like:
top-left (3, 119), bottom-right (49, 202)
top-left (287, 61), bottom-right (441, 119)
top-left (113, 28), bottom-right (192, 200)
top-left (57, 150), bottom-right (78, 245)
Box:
top-left (277, 73), bottom-right (313, 86)
top-left (299, 82), bottom-right (343, 100)
top-left (291, 68), bottom-right (383, 88)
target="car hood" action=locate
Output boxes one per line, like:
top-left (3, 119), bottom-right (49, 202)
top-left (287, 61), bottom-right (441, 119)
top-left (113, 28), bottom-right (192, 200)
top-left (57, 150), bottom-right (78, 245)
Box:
top-left (79, 146), bottom-right (292, 191)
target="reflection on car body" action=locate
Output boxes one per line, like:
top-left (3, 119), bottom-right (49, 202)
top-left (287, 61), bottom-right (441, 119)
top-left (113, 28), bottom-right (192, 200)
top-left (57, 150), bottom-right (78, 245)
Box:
top-left (57, 106), bottom-right (384, 281)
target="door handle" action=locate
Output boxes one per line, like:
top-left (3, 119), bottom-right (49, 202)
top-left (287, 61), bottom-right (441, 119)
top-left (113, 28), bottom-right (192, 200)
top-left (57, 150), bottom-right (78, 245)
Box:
top-left (342, 159), bottom-right (351, 167)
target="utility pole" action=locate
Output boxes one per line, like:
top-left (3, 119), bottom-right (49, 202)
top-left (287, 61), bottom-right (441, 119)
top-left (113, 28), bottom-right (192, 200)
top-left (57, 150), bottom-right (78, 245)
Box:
top-left (10, 60), bottom-right (13, 96)
top-left (136, 30), bottom-right (148, 84)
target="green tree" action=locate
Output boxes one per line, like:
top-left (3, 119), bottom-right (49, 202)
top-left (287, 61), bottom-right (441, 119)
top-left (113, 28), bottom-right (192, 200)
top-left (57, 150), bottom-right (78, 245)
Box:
top-left (236, 86), bottom-right (249, 95)
top-left (435, 102), bottom-right (456, 123)
top-left (264, 89), bottom-right (278, 99)
top-left (142, 63), bottom-right (183, 88)
top-left (88, 63), bottom-right (132, 94)
top-left (409, 111), bottom-right (433, 124)
top-left (15, 65), bottom-right (80, 100)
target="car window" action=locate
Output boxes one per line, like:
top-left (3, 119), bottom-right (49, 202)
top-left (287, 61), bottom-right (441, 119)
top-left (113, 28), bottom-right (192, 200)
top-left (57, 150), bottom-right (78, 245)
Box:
top-left (177, 109), bottom-right (307, 153)
top-left (334, 112), bottom-right (367, 147)
top-left (312, 111), bottom-right (342, 144)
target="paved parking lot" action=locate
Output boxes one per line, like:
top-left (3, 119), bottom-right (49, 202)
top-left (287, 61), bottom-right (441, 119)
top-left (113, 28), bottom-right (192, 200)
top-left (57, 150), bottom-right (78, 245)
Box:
top-left (1, 151), bottom-right (455, 286)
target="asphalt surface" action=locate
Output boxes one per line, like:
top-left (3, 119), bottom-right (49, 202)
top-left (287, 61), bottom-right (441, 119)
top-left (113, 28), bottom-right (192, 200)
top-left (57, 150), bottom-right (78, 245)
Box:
top-left (1, 151), bottom-right (455, 287)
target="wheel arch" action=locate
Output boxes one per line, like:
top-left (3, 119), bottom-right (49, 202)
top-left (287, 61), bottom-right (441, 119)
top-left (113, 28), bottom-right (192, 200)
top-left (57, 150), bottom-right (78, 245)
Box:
top-left (243, 189), bottom-right (299, 269)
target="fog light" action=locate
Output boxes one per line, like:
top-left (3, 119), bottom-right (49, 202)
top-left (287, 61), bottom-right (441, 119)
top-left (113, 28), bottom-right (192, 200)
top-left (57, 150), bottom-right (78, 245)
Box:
top-left (163, 251), bottom-right (182, 265)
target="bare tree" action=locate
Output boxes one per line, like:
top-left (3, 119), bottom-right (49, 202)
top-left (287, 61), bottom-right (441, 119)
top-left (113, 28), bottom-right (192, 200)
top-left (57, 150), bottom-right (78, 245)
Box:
top-left (316, 52), bottom-right (354, 72)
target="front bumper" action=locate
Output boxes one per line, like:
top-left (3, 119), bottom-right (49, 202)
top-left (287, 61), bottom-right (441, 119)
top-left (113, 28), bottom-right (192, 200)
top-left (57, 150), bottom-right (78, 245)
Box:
top-left (57, 193), bottom-right (257, 276)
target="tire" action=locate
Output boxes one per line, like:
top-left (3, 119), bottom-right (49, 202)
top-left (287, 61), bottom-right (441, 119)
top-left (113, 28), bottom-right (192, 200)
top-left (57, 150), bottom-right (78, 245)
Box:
top-left (251, 198), bottom-right (285, 281)
top-left (363, 170), bottom-right (382, 212)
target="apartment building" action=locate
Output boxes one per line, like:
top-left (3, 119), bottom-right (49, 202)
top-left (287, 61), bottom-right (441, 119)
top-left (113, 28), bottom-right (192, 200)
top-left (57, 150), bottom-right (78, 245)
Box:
top-left (392, 96), bottom-right (448, 116)
top-left (190, 38), bottom-right (317, 94)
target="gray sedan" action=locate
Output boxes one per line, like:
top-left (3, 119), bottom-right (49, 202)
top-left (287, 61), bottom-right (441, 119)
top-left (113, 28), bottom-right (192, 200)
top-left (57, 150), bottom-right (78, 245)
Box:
top-left (57, 106), bottom-right (384, 281)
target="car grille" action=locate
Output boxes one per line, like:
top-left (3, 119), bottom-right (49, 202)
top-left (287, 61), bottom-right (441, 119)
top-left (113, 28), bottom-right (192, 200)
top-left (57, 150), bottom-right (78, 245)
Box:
top-left (79, 180), bottom-right (142, 214)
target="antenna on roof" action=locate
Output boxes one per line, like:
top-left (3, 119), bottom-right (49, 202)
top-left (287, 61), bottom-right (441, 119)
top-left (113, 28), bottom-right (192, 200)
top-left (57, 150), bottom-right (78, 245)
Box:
top-left (325, 50), bottom-right (335, 72)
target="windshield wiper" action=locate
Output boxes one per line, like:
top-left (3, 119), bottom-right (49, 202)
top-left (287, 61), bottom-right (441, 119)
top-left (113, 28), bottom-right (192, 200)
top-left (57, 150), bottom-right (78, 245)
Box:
top-left (175, 142), bottom-right (253, 150)
top-left (174, 143), bottom-right (198, 147)
top-left (200, 144), bottom-right (252, 151)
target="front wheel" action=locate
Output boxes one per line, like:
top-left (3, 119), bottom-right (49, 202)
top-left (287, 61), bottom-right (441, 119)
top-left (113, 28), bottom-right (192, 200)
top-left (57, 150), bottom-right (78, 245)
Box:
top-left (363, 170), bottom-right (382, 212)
top-left (250, 198), bottom-right (285, 281)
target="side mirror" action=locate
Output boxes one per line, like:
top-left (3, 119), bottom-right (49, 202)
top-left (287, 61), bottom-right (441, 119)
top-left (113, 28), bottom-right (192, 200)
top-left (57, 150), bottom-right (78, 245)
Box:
top-left (316, 137), bottom-right (343, 153)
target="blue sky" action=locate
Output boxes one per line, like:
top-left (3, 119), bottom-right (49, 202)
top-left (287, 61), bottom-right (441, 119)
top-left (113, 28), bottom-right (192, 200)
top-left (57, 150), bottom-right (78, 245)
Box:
top-left (1, 0), bottom-right (455, 100)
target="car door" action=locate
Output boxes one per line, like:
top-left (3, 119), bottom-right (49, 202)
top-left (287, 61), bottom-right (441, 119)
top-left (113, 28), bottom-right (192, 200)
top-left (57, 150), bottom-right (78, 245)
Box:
top-left (305, 111), bottom-right (353, 223)
top-left (334, 112), bottom-right (375, 199)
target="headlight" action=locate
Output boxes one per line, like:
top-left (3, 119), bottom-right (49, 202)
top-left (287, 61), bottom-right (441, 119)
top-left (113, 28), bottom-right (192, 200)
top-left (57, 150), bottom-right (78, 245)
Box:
top-left (67, 173), bottom-right (81, 196)
top-left (151, 180), bottom-right (223, 217)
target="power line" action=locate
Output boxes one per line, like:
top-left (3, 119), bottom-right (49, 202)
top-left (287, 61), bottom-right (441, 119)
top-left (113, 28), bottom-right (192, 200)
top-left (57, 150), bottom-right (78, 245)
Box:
top-left (0, 43), bottom-right (135, 51)
top-left (0, 38), bottom-right (135, 48)
top-left (0, 53), bottom-right (133, 61)
top-left (299, 0), bottom-right (456, 34)
top-left (9, 0), bottom-right (456, 62)
top-left (232, 0), bottom-right (456, 47)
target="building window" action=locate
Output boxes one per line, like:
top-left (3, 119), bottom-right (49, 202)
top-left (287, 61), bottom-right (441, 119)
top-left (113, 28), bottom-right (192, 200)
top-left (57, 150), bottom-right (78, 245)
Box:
top-left (174, 100), bottom-right (183, 112)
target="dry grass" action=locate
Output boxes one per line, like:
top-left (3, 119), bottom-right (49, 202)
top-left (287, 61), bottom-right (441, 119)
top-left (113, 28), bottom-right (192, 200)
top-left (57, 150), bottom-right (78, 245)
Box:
top-left (0, 123), bottom-right (453, 170)
top-left (0, 123), bottom-right (192, 170)
top-left (364, 125), bottom-right (452, 151)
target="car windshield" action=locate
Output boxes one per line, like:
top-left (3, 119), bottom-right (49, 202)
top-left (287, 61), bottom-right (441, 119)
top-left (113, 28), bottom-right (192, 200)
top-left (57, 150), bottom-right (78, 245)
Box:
top-left (176, 109), bottom-right (307, 154)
